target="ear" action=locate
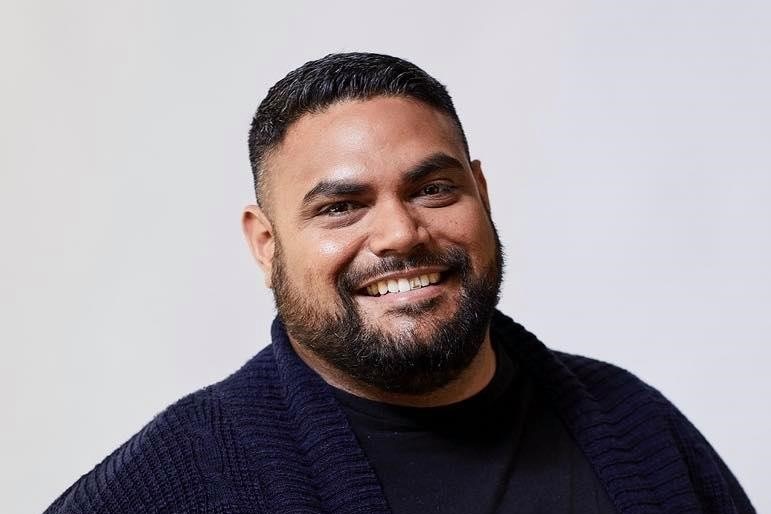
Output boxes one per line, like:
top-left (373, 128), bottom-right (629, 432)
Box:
top-left (242, 204), bottom-right (275, 288)
top-left (470, 159), bottom-right (491, 214)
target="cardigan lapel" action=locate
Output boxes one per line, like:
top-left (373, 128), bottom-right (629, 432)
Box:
top-left (267, 317), bottom-right (391, 514)
top-left (491, 310), bottom-right (701, 514)
top-left (216, 317), bottom-right (390, 513)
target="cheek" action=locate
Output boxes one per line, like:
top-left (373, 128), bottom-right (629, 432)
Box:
top-left (285, 237), bottom-right (345, 265)
top-left (318, 239), bottom-right (345, 257)
top-left (434, 207), bottom-right (496, 264)
top-left (292, 234), bottom-right (362, 286)
top-left (431, 204), bottom-right (489, 239)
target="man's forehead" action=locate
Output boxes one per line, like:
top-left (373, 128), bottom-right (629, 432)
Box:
top-left (265, 96), bottom-right (466, 191)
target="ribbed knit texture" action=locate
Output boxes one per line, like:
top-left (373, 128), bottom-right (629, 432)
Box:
top-left (45, 311), bottom-right (755, 513)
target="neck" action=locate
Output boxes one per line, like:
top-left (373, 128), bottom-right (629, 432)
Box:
top-left (289, 332), bottom-right (497, 408)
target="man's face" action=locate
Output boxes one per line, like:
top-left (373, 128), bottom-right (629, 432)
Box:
top-left (255, 96), bottom-right (502, 393)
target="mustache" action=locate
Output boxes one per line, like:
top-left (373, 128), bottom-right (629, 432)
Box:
top-left (338, 246), bottom-right (469, 292)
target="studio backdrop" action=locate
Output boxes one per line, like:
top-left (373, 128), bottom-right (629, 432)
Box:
top-left (1, 1), bottom-right (769, 513)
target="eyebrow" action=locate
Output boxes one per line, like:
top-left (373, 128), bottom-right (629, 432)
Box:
top-left (301, 180), bottom-right (372, 207)
top-left (403, 152), bottom-right (466, 183)
top-left (300, 152), bottom-right (467, 208)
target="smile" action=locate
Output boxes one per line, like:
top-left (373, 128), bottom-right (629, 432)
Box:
top-left (363, 272), bottom-right (442, 297)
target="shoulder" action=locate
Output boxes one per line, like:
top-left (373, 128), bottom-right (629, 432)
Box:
top-left (492, 311), bottom-right (755, 512)
top-left (553, 350), bottom-right (663, 405)
top-left (556, 351), bottom-right (755, 512)
top-left (45, 347), bottom-right (278, 514)
top-left (491, 310), bottom-right (666, 413)
top-left (45, 386), bottom-right (220, 514)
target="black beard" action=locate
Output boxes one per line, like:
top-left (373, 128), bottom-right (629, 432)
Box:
top-left (271, 227), bottom-right (504, 395)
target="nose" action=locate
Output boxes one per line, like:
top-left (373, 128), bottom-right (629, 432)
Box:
top-left (368, 198), bottom-right (430, 256)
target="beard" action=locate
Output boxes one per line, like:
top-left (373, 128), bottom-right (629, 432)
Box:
top-left (271, 225), bottom-right (504, 395)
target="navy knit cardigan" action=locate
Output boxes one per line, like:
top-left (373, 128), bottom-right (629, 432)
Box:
top-left (45, 311), bottom-right (755, 513)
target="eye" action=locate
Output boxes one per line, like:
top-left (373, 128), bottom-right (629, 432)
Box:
top-left (418, 182), bottom-right (456, 197)
top-left (319, 201), bottom-right (359, 217)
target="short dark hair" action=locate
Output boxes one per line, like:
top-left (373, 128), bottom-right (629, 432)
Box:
top-left (248, 52), bottom-right (470, 207)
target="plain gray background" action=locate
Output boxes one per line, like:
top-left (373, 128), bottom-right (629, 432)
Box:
top-left (2, 1), bottom-right (769, 512)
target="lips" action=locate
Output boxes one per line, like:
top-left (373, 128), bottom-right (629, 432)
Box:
top-left (364, 272), bottom-right (442, 296)
top-left (343, 248), bottom-right (464, 301)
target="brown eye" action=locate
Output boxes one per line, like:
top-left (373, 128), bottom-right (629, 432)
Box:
top-left (321, 201), bottom-right (358, 216)
top-left (419, 183), bottom-right (455, 196)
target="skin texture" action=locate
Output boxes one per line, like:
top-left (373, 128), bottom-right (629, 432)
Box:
top-left (242, 96), bottom-right (500, 407)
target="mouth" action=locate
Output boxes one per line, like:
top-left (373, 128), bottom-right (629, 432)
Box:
top-left (357, 270), bottom-right (446, 298)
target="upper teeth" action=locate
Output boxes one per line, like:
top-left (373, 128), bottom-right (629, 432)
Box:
top-left (366, 273), bottom-right (440, 296)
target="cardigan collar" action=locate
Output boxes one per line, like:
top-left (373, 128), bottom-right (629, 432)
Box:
top-left (267, 316), bottom-right (391, 513)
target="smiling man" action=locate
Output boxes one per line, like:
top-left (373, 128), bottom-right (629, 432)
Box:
top-left (46, 53), bottom-right (754, 514)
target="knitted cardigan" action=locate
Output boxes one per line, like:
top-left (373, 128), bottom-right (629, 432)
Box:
top-left (45, 311), bottom-right (755, 514)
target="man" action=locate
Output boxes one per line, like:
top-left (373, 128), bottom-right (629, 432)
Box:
top-left (46, 53), bottom-right (755, 513)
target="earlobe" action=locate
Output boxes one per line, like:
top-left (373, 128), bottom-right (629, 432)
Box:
top-left (471, 160), bottom-right (491, 214)
top-left (242, 205), bottom-right (275, 288)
